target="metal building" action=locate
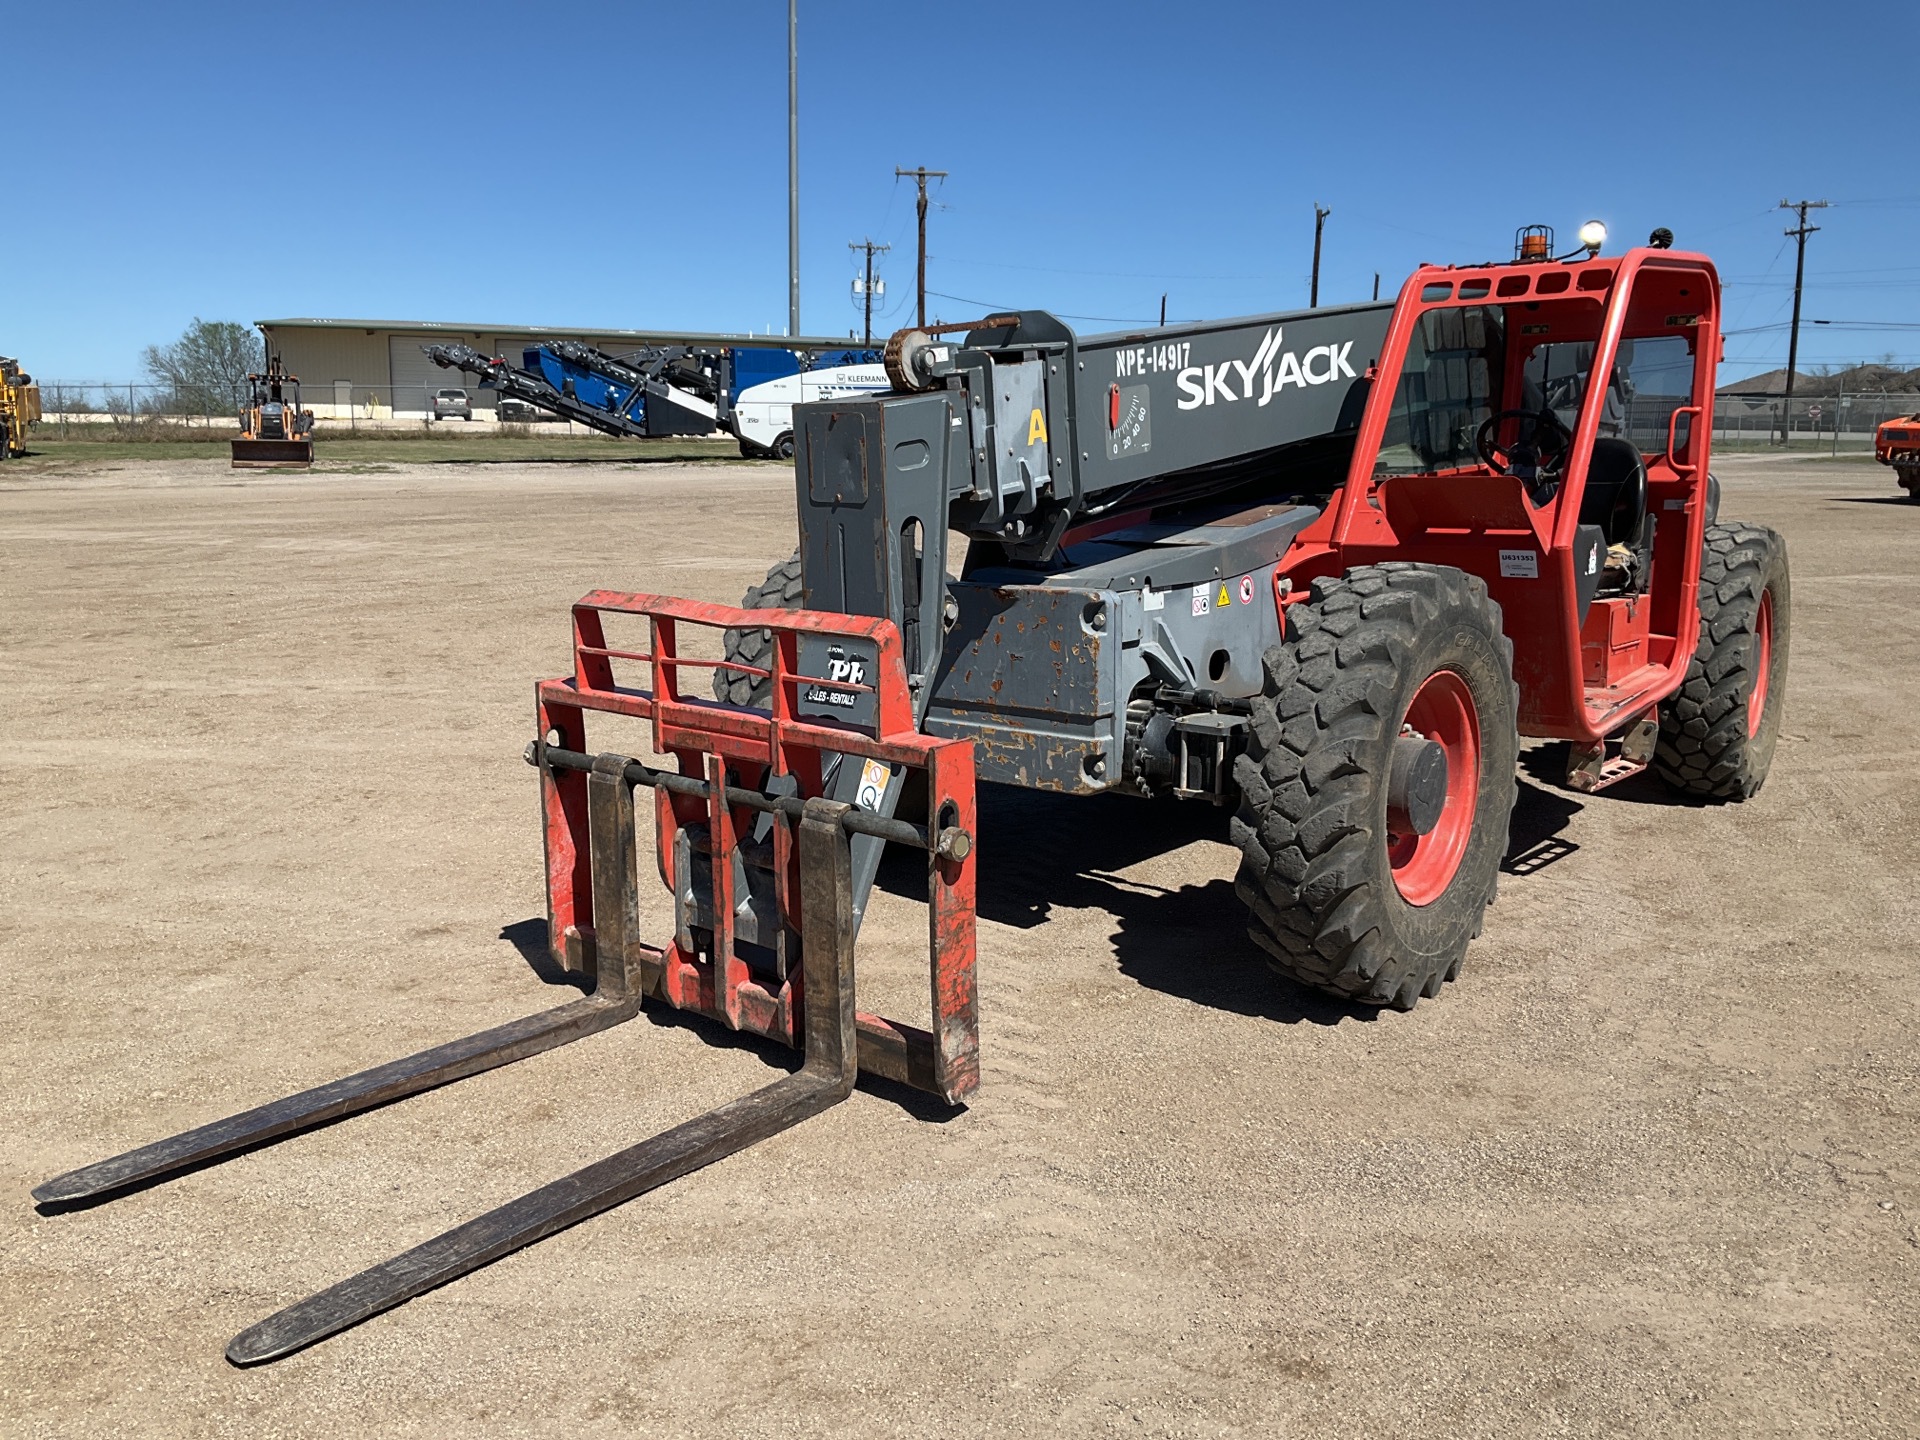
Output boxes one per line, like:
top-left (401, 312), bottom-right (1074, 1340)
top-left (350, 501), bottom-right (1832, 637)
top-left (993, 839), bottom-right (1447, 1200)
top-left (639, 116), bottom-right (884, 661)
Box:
top-left (255, 319), bottom-right (872, 420)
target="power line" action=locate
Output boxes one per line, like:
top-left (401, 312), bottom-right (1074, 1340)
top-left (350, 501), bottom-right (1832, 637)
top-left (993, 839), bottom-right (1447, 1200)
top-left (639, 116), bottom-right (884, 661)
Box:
top-left (925, 253), bottom-right (1278, 282)
top-left (1727, 320), bottom-right (1920, 334)
top-left (924, 289), bottom-right (1161, 326)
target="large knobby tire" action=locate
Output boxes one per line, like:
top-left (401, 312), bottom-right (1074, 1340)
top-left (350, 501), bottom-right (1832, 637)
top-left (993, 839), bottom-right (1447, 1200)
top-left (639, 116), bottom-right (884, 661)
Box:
top-left (1230, 563), bottom-right (1519, 1010)
top-left (1654, 522), bottom-right (1790, 800)
top-left (713, 549), bottom-right (803, 706)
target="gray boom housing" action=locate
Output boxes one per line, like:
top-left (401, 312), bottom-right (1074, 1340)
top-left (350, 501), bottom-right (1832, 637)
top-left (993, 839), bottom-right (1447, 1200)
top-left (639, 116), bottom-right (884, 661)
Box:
top-left (689, 303), bottom-right (1392, 950)
top-left (792, 303), bottom-right (1391, 793)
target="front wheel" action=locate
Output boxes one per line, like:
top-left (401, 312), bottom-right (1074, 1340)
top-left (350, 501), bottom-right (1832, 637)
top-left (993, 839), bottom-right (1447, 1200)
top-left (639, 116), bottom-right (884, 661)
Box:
top-left (1654, 523), bottom-right (1790, 800)
top-left (713, 550), bottom-right (803, 706)
top-left (773, 431), bottom-right (795, 462)
top-left (1230, 563), bottom-right (1519, 1010)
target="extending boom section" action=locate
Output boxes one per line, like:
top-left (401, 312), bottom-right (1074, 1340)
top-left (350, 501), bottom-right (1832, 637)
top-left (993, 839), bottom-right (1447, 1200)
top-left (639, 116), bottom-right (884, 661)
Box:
top-left (874, 304), bottom-right (1390, 553)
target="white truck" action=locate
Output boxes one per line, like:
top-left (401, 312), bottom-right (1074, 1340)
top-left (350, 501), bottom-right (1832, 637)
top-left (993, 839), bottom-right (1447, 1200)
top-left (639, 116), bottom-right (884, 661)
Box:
top-left (731, 362), bottom-right (891, 460)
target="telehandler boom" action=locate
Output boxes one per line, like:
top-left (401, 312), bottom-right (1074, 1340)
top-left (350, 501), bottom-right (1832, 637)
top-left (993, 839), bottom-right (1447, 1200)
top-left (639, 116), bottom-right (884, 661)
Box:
top-left (36, 225), bottom-right (1787, 1363)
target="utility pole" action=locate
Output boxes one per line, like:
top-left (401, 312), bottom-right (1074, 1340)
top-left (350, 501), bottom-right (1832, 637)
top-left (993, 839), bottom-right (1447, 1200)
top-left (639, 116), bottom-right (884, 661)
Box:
top-left (1778, 198), bottom-right (1828, 445)
top-left (1310, 203), bottom-right (1330, 307)
top-left (895, 166), bottom-right (948, 328)
top-left (1372, 272), bottom-right (1380, 302)
top-left (1159, 294), bottom-right (1167, 326)
top-left (848, 238), bottom-right (890, 345)
top-left (786, 0), bottom-right (800, 336)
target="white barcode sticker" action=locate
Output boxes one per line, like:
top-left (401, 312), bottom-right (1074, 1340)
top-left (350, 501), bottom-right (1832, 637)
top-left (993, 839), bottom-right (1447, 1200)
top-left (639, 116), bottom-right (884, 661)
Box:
top-left (1498, 549), bottom-right (1539, 579)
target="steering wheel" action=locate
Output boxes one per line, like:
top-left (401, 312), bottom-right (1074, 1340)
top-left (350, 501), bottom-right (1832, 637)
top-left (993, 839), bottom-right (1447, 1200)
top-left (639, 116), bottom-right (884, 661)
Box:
top-left (1474, 407), bottom-right (1571, 482)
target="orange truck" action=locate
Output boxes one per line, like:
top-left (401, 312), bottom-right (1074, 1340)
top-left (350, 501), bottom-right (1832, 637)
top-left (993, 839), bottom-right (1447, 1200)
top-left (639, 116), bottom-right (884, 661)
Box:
top-left (1874, 413), bottom-right (1920, 499)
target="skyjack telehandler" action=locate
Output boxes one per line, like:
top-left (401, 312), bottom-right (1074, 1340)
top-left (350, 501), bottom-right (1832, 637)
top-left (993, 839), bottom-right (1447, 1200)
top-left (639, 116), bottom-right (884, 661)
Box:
top-left (36, 221), bottom-right (1788, 1364)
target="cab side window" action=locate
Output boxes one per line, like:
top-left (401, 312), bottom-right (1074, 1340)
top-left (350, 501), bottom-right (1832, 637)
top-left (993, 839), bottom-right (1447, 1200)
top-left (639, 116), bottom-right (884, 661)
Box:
top-left (1377, 306), bottom-right (1505, 477)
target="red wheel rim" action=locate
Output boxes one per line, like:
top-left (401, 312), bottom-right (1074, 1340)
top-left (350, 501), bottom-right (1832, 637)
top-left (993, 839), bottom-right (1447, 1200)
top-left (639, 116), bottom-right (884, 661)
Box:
top-left (1388, 669), bottom-right (1481, 907)
top-left (1748, 588), bottom-right (1774, 738)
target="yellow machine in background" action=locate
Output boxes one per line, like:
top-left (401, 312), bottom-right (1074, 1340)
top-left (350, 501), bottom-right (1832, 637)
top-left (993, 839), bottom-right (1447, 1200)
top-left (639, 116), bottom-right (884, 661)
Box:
top-left (232, 356), bottom-right (315, 468)
top-left (0, 356), bottom-right (41, 459)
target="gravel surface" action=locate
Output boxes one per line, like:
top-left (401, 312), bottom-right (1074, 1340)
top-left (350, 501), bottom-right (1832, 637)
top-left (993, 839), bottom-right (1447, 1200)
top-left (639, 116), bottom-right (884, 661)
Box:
top-left (2, 453), bottom-right (1915, 1438)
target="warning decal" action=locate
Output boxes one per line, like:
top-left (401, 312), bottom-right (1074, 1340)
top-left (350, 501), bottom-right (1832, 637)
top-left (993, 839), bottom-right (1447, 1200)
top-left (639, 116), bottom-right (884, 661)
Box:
top-left (856, 758), bottom-right (889, 812)
top-left (1239, 575), bottom-right (1255, 604)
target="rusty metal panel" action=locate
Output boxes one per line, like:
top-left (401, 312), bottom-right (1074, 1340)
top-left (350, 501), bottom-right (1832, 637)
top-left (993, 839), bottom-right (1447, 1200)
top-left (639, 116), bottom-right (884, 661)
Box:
top-left (930, 584), bottom-right (1112, 717)
top-left (923, 582), bottom-right (1118, 792)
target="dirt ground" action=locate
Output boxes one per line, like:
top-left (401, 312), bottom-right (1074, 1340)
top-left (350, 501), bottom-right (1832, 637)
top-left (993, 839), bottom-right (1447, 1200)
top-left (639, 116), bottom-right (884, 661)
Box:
top-left (2, 452), bottom-right (1916, 1438)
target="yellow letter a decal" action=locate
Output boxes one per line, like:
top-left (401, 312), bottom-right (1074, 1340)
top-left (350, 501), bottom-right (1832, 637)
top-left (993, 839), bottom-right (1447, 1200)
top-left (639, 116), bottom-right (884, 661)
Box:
top-left (1028, 407), bottom-right (1048, 446)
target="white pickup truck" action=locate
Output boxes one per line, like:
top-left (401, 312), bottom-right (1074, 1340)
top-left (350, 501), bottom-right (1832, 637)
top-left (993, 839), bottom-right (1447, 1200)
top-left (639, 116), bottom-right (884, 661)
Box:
top-left (731, 363), bottom-right (891, 460)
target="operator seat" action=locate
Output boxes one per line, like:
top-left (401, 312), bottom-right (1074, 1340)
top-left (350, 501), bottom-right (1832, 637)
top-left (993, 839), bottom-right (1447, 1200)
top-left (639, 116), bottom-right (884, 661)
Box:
top-left (1579, 437), bottom-right (1648, 546)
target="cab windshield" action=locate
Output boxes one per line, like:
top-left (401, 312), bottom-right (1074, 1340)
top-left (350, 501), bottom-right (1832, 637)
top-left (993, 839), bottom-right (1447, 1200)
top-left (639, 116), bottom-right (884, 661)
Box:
top-left (1373, 302), bottom-right (1697, 478)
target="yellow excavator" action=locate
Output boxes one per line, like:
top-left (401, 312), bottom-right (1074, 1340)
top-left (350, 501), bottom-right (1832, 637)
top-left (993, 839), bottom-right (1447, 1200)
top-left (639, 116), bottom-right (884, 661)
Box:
top-left (232, 356), bottom-right (314, 467)
top-left (1, 356), bottom-right (40, 460)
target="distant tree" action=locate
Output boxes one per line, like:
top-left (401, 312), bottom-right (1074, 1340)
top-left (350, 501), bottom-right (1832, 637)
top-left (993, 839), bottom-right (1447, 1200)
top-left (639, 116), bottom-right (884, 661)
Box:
top-left (42, 383), bottom-right (96, 415)
top-left (141, 319), bottom-right (263, 415)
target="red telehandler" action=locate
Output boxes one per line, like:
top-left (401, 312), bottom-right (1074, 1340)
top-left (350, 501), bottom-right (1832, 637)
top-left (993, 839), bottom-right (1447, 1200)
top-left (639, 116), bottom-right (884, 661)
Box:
top-left (1874, 411), bottom-right (1920, 499)
top-left (36, 223), bottom-right (1787, 1364)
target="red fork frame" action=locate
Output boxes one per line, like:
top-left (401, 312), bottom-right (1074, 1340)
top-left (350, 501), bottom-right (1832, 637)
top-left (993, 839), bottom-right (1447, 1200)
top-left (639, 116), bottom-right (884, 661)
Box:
top-left (535, 590), bottom-right (979, 1104)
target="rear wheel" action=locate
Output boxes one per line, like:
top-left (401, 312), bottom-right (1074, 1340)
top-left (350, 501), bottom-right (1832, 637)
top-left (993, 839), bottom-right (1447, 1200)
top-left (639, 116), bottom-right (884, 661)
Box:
top-left (1654, 522), bottom-right (1790, 800)
top-left (1230, 563), bottom-right (1519, 1010)
top-left (713, 550), bottom-right (803, 706)
top-left (773, 432), bottom-right (795, 462)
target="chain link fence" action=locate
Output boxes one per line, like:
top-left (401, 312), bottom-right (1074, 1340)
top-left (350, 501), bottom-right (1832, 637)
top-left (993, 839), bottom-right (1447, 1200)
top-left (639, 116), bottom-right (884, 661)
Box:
top-left (27, 382), bottom-right (591, 433)
top-left (1711, 391), bottom-right (1920, 449)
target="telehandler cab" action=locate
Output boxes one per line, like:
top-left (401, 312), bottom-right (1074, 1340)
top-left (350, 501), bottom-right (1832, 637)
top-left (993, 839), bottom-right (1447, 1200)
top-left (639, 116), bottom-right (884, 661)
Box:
top-left (36, 224), bottom-right (1787, 1364)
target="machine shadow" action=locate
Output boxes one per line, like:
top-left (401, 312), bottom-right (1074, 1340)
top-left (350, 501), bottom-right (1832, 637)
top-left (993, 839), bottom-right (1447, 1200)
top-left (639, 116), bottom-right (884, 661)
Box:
top-left (875, 764), bottom-right (1607, 1025)
top-left (1504, 758), bottom-right (1586, 874)
top-left (500, 919), bottom-right (591, 992)
top-left (878, 784), bottom-right (1375, 1027)
top-left (1828, 495), bottom-right (1919, 506)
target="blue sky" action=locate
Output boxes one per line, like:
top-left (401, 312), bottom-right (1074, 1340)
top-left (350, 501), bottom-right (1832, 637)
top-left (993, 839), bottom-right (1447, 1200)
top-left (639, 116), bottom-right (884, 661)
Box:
top-left (12, 0), bottom-right (1919, 382)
